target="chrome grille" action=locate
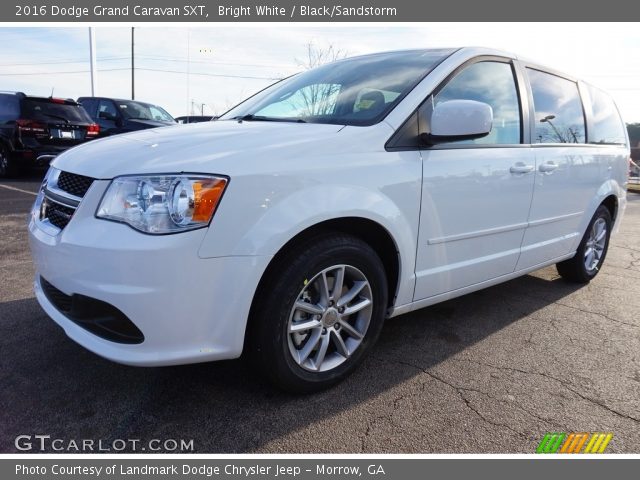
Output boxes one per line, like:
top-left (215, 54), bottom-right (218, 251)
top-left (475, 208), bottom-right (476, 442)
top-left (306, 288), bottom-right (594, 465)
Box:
top-left (42, 198), bottom-right (75, 230)
top-left (57, 171), bottom-right (94, 198)
top-left (36, 168), bottom-right (95, 233)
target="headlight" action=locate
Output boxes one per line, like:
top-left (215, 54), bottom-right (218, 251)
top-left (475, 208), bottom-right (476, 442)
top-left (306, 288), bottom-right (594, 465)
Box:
top-left (96, 174), bottom-right (228, 234)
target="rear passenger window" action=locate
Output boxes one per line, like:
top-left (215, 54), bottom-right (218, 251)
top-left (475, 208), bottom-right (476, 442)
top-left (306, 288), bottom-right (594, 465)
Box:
top-left (587, 86), bottom-right (626, 145)
top-left (434, 61), bottom-right (521, 145)
top-left (527, 69), bottom-right (586, 144)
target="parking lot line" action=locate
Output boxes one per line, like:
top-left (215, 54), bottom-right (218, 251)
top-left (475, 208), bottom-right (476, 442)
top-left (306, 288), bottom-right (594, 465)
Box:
top-left (0, 184), bottom-right (38, 196)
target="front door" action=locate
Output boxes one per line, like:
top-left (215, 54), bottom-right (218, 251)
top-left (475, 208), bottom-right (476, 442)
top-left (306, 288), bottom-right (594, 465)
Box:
top-left (414, 59), bottom-right (535, 300)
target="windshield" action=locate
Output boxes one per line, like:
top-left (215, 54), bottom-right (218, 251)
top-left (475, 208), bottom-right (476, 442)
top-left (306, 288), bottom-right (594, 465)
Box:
top-left (220, 49), bottom-right (455, 126)
top-left (115, 100), bottom-right (175, 122)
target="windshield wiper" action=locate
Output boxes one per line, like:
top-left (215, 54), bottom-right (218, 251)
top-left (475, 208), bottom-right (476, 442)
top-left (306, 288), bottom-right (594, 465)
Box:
top-left (233, 114), bottom-right (306, 123)
top-left (42, 113), bottom-right (70, 123)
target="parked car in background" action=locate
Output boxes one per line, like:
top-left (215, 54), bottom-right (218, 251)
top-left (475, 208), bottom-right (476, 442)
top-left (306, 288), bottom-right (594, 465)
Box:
top-left (0, 92), bottom-right (99, 177)
top-left (77, 97), bottom-right (175, 137)
top-left (175, 115), bottom-right (217, 124)
top-left (630, 148), bottom-right (640, 177)
top-left (30, 48), bottom-right (628, 392)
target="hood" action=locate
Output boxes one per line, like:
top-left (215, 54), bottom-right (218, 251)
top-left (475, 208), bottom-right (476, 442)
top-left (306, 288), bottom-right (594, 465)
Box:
top-left (52, 120), bottom-right (345, 179)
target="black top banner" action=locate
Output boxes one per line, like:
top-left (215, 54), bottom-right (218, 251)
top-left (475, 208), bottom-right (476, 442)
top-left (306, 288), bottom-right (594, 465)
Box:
top-left (5, 0), bottom-right (640, 22)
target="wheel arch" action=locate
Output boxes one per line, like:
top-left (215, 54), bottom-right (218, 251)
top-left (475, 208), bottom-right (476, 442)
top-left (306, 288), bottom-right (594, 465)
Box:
top-left (600, 194), bottom-right (618, 222)
top-left (575, 180), bottom-right (625, 245)
top-left (252, 217), bottom-right (401, 312)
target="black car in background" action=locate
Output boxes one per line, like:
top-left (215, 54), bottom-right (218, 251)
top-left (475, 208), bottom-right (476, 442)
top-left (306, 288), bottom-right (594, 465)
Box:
top-left (175, 115), bottom-right (217, 124)
top-left (77, 97), bottom-right (176, 137)
top-left (0, 92), bottom-right (99, 177)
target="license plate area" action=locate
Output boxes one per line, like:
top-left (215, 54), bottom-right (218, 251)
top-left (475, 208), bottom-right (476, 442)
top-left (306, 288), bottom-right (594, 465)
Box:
top-left (51, 128), bottom-right (80, 140)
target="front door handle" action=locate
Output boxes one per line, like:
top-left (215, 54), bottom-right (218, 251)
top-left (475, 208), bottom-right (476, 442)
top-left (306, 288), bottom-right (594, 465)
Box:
top-left (510, 163), bottom-right (534, 174)
top-left (539, 162), bottom-right (559, 173)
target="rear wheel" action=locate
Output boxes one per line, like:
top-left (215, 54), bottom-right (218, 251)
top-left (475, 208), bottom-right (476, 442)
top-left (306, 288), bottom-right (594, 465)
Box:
top-left (247, 233), bottom-right (388, 393)
top-left (556, 205), bottom-right (612, 283)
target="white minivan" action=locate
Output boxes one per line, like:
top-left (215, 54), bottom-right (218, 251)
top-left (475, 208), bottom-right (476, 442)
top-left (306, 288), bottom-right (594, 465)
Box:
top-left (28, 48), bottom-right (629, 392)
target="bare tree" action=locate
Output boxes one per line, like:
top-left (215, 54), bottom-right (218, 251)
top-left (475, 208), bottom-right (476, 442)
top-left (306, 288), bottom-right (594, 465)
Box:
top-left (295, 41), bottom-right (348, 70)
top-left (290, 42), bottom-right (348, 117)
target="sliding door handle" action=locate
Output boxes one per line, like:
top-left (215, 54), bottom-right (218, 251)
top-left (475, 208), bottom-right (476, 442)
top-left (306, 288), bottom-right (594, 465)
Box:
top-left (510, 163), bottom-right (534, 174)
top-left (539, 162), bottom-right (559, 173)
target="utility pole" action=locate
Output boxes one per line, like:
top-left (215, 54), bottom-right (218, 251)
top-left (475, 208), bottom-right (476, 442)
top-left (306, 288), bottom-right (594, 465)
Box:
top-left (131, 27), bottom-right (135, 100)
top-left (88, 27), bottom-right (98, 96)
top-left (186, 29), bottom-right (190, 116)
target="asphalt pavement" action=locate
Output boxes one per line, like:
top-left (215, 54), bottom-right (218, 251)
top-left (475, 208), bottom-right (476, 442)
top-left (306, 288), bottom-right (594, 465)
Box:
top-left (1, 171), bottom-right (639, 453)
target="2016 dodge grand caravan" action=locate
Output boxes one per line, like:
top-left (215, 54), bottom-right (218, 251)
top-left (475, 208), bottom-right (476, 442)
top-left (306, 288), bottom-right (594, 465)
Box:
top-left (28, 48), bottom-right (629, 392)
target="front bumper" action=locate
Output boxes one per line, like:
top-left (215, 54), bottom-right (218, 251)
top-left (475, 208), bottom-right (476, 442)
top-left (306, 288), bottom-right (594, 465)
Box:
top-left (28, 179), bottom-right (271, 366)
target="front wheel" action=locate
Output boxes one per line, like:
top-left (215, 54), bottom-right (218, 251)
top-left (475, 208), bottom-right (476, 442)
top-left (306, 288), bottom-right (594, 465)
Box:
top-left (247, 233), bottom-right (388, 393)
top-left (556, 205), bottom-right (612, 283)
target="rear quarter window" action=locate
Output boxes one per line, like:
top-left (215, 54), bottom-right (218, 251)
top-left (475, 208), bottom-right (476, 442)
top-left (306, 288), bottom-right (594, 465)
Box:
top-left (587, 86), bottom-right (627, 145)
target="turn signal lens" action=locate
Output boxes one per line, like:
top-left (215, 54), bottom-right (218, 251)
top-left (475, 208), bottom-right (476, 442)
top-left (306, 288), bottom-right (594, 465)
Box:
top-left (192, 179), bottom-right (227, 222)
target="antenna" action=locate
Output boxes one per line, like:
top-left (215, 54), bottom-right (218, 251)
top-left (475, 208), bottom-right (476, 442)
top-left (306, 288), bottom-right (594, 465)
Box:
top-left (50, 87), bottom-right (54, 98)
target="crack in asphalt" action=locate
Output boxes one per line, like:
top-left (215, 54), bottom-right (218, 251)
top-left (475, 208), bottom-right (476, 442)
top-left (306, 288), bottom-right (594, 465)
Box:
top-left (553, 301), bottom-right (639, 330)
top-left (450, 358), bottom-right (640, 424)
top-left (601, 270), bottom-right (640, 281)
top-left (613, 245), bottom-right (640, 254)
top-left (589, 284), bottom-right (640, 300)
top-left (516, 288), bottom-right (639, 331)
top-left (370, 351), bottom-right (639, 447)
top-left (377, 357), bottom-right (531, 440)
top-left (360, 413), bottom-right (393, 453)
top-left (547, 316), bottom-right (581, 346)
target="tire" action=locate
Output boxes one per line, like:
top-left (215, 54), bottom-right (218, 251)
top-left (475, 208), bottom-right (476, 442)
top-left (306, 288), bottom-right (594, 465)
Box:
top-left (556, 205), bottom-right (612, 283)
top-left (247, 232), bottom-right (388, 393)
top-left (0, 143), bottom-right (14, 178)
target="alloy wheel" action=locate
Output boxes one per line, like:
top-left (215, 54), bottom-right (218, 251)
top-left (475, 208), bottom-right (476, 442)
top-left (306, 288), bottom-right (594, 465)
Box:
top-left (287, 264), bottom-right (373, 372)
top-left (584, 217), bottom-right (607, 272)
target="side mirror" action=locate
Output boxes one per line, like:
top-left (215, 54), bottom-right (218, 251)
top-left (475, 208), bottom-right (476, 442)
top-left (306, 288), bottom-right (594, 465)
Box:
top-left (422, 100), bottom-right (493, 144)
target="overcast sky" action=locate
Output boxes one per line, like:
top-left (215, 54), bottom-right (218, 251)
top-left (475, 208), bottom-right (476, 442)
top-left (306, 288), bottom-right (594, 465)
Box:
top-left (0, 24), bottom-right (638, 122)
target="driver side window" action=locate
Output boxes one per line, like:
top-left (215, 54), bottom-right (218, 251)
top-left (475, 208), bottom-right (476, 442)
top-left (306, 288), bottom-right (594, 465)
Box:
top-left (433, 61), bottom-right (522, 145)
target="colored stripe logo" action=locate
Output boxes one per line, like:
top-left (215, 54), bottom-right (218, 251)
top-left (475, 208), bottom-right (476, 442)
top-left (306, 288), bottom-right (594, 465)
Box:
top-left (536, 433), bottom-right (613, 454)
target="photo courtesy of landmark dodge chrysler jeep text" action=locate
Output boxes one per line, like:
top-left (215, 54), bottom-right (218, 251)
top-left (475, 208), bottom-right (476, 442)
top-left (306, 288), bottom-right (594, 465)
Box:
top-left (28, 48), bottom-right (629, 392)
